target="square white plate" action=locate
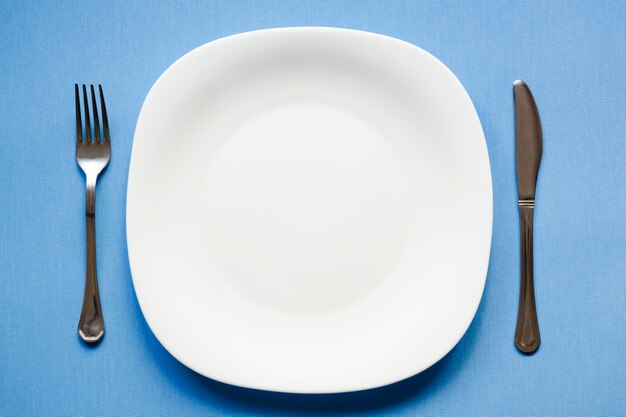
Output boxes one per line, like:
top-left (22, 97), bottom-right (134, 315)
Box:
top-left (127, 27), bottom-right (492, 393)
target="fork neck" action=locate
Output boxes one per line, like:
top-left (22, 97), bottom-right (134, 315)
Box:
top-left (86, 175), bottom-right (97, 216)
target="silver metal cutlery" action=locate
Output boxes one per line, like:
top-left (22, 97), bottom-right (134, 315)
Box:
top-left (75, 84), bottom-right (110, 343)
top-left (513, 80), bottom-right (542, 354)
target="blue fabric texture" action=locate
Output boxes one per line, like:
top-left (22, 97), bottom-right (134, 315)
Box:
top-left (0, 1), bottom-right (624, 415)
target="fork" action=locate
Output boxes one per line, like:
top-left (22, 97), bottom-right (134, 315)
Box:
top-left (75, 84), bottom-right (110, 343)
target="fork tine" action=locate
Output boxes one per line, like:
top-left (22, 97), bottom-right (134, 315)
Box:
top-left (75, 84), bottom-right (82, 142)
top-left (82, 84), bottom-right (92, 142)
top-left (98, 85), bottom-right (110, 142)
top-left (90, 85), bottom-right (101, 141)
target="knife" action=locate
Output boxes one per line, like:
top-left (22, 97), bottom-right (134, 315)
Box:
top-left (514, 80), bottom-right (542, 354)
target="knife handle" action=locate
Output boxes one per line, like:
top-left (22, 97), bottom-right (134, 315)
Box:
top-left (515, 204), bottom-right (540, 353)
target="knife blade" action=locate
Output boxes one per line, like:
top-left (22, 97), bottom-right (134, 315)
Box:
top-left (514, 80), bottom-right (542, 354)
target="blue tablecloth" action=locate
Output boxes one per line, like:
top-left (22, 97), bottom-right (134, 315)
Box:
top-left (1, 1), bottom-right (624, 415)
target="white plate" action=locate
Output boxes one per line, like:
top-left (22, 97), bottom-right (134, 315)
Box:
top-left (127, 27), bottom-right (492, 393)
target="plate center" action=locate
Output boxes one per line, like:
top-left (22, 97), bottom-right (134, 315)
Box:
top-left (202, 101), bottom-right (414, 314)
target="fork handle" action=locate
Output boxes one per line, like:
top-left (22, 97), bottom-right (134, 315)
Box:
top-left (515, 205), bottom-right (540, 353)
top-left (78, 175), bottom-right (105, 343)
